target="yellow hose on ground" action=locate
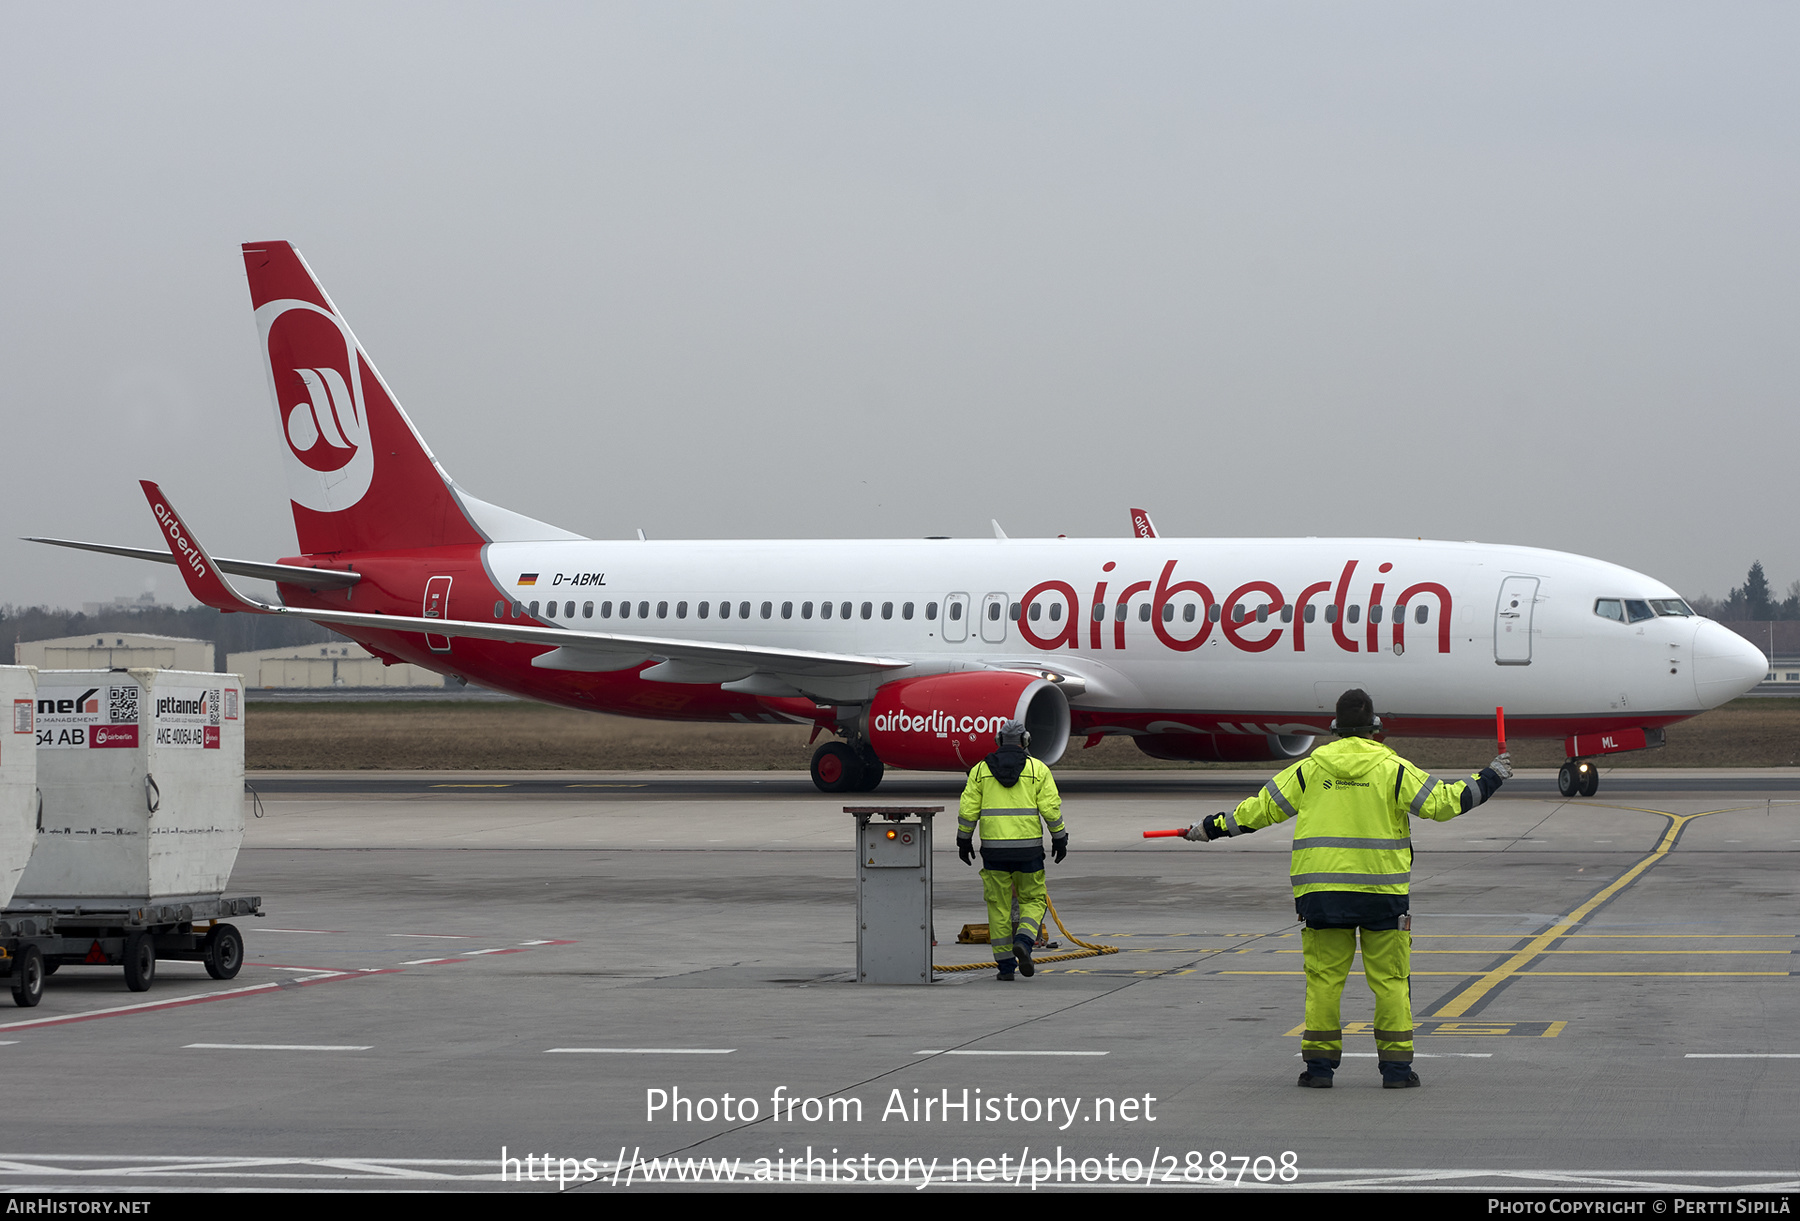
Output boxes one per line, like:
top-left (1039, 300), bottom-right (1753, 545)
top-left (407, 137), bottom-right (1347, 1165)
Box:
top-left (933, 896), bottom-right (1121, 974)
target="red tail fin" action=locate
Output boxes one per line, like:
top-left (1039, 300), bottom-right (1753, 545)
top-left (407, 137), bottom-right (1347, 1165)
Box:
top-left (243, 241), bottom-right (486, 555)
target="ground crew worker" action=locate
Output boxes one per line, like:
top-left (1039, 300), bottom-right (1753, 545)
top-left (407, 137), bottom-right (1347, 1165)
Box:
top-left (958, 719), bottom-right (1067, 981)
top-left (1186, 689), bottom-right (1511, 1088)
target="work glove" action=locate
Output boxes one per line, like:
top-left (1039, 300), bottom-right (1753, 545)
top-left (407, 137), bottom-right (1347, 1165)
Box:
top-left (1488, 751), bottom-right (1514, 780)
top-left (1184, 814), bottom-right (1229, 842)
top-left (1052, 839), bottom-right (1067, 864)
top-left (958, 840), bottom-right (975, 866)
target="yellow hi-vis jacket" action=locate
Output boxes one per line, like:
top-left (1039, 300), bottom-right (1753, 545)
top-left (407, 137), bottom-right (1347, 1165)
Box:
top-left (1223, 736), bottom-right (1481, 898)
top-left (958, 756), bottom-right (1067, 851)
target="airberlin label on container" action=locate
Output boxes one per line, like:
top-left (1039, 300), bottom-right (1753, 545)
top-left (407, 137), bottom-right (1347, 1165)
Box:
top-left (154, 687), bottom-right (222, 749)
top-left (35, 685), bottom-right (141, 749)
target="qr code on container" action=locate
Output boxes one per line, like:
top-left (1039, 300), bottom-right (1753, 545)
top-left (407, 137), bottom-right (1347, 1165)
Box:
top-left (109, 685), bottom-right (140, 724)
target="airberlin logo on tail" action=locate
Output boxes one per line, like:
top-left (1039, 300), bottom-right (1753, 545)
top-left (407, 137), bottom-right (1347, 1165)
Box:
top-left (254, 299), bottom-right (376, 513)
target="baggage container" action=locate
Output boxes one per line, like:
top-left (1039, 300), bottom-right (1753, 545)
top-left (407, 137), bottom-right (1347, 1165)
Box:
top-left (17, 669), bottom-right (245, 903)
top-left (0, 667), bottom-right (38, 909)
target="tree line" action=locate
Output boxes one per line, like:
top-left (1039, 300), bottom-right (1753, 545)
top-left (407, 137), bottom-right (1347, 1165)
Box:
top-left (1688, 562), bottom-right (1800, 622)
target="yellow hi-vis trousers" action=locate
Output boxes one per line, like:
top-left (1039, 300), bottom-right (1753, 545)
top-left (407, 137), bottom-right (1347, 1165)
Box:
top-left (1300, 927), bottom-right (1414, 1066)
top-left (981, 869), bottom-right (1046, 963)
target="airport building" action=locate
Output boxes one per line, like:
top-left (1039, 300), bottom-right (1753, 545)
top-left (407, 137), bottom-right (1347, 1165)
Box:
top-left (227, 642), bottom-right (449, 690)
top-left (14, 633), bottom-right (214, 672)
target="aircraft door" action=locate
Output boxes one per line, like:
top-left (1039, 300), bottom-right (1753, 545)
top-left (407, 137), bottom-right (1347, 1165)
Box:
top-left (942, 593), bottom-right (970, 642)
top-left (980, 592), bottom-right (1009, 644)
top-left (1495, 576), bottom-right (1538, 665)
top-left (423, 576), bottom-right (453, 653)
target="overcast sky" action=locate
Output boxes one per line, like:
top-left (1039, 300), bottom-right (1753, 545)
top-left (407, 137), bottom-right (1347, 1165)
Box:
top-left (3, 3), bottom-right (1794, 610)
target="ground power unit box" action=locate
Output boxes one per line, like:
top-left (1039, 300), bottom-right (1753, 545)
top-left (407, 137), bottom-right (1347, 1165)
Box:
top-left (17, 669), bottom-right (245, 903)
top-left (0, 667), bottom-right (37, 909)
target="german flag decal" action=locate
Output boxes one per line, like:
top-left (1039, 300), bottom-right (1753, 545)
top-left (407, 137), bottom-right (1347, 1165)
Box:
top-left (518, 573), bottom-right (539, 586)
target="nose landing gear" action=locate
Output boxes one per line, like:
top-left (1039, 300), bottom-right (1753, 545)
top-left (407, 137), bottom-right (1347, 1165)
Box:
top-left (1558, 759), bottom-right (1599, 798)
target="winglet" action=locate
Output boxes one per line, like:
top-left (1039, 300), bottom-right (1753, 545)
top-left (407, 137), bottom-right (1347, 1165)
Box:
top-left (1129, 508), bottom-right (1157, 538)
top-left (138, 481), bottom-right (272, 615)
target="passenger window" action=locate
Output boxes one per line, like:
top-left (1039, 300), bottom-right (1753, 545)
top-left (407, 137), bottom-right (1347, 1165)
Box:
top-left (821, 601), bottom-right (832, 620)
top-left (1029, 603), bottom-right (1042, 622)
top-left (513, 600), bottom-right (524, 618)
top-left (1256, 604), bottom-right (1269, 623)
top-left (1009, 603), bottom-right (1021, 621)
top-left (530, 601), bottom-right (541, 616)
top-left (600, 601), bottom-right (612, 618)
top-left (1414, 605), bottom-right (1428, 624)
top-left (882, 602), bottom-right (893, 620)
top-left (1347, 605), bottom-right (1360, 624)
top-left (782, 601), bottom-right (793, 619)
top-left (802, 601), bottom-right (814, 619)
top-left (720, 601), bottom-right (731, 619)
top-left (948, 603), bottom-right (961, 621)
top-left (1183, 604), bottom-right (1196, 623)
top-left (1280, 605), bottom-right (1293, 624)
top-left (1048, 603), bottom-right (1061, 622)
top-left (1594, 599), bottom-right (1624, 623)
top-left (1137, 603), bottom-right (1151, 623)
top-left (741, 602), bottom-right (752, 619)
top-left (838, 601), bottom-right (850, 619)
top-left (657, 601), bottom-right (668, 619)
top-left (862, 602), bottom-right (873, 620)
top-left (1091, 604), bottom-right (1105, 622)
top-left (566, 602), bottom-right (575, 618)
top-left (675, 601), bottom-right (687, 619)
top-left (1324, 605), bottom-right (1337, 624)
top-left (1115, 601), bottom-right (1128, 621)
top-left (987, 602), bottom-right (1001, 621)
top-left (903, 602), bottom-right (914, 620)
top-left (583, 602), bottom-right (594, 619)
top-left (1370, 605), bottom-right (1383, 624)
top-left (494, 601), bottom-right (505, 619)
top-left (618, 601), bottom-right (629, 619)
top-left (545, 601), bottom-right (556, 618)
top-left (925, 602), bottom-right (937, 620)
top-left (761, 602), bottom-right (772, 619)
top-left (1208, 604), bottom-right (1221, 622)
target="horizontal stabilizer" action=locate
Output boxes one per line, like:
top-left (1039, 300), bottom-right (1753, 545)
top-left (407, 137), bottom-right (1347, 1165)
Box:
top-left (24, 536), bottom-right (361, 590)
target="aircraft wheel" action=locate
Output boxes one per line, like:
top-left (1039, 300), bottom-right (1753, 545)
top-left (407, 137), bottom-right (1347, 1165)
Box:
top-left (853, 756), bottom-right (885, 792)
top-left (204, 924), bottom-right (244, 981)
top-left (810, 742), bottom-right (864, 794)
top-left (1578, 763), bottom-right (1599, 798)
top-left (1557, 761), bottom-right (1579, 798)
top-left (123, 931), bottom-right (156, 993)
top-left (10, 945), bottom-right (43, 1008)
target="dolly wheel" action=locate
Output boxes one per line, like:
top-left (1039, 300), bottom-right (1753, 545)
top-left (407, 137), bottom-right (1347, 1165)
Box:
top-left (10, 945), bottom-right (43, 1008)
top-left (204, 924), bottom-right (244, 981)
top-left (123, 931), bottom-right (156, 993)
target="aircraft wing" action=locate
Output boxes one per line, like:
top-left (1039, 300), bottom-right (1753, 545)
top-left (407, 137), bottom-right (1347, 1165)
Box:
top-left (136, 481), bottom-right (907, 681)
top-left (24, 536), bottom-right (363, 590)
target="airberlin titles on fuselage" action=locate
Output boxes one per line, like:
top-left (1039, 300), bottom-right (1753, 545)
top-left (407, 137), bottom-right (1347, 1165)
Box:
top-left (482, 555), bottom-right (1452, 657)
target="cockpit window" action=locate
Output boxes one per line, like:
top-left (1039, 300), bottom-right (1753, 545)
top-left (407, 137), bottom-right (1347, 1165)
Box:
top-left (1650, 599), bottom-right (1693, 617)
top-left (1624, 599), bottom-right (1655, 623)
top-left (1594, 599), bottom-right (1625, 623)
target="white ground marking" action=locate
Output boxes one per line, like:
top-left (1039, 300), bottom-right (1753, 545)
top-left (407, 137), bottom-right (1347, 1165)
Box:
top-left (544, 1047), bottom-right (736, 1054)
top-left (183, 1044), bottom-right (372, 1051)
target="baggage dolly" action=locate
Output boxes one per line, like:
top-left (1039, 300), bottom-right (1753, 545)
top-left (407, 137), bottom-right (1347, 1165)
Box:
top-left (0, 894), bottom-right (263, 1007)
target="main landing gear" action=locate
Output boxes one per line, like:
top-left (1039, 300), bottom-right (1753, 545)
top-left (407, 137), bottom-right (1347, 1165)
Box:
top-left (1558, 758), bottom-right (1599, 798)
top-left (810, 741), bottom-right (885, 794)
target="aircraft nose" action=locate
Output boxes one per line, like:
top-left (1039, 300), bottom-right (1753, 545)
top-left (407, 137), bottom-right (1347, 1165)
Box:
top-left (1692, 619), bottom-right (1769, 708)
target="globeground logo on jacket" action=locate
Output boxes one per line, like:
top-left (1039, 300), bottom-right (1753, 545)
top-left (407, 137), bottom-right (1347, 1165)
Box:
top-left (255, 299), bottom-right (375, 514)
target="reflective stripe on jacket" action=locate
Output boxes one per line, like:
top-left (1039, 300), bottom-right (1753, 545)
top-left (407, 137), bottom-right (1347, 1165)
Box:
top-left (1230, 736), bottom-right (1484, 898)
top-left (958, 756), bottom-right (1066, 849)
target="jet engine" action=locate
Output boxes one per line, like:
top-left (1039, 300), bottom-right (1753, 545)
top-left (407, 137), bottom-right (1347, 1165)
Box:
top-left (864, 672), bottom-right (1071, 772)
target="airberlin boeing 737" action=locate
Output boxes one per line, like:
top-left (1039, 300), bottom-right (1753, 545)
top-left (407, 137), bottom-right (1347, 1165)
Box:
top-left (30, 241), bottom-right (1768, 795)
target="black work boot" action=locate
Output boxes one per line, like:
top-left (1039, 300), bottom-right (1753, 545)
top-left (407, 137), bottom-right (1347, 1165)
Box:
top-left (1297, 1058), bottom-right (1335, 1088)
top-left (995, 957), bottom-right (1016, 982)
top-left (1015, 936), bottom-right (1035, 977)
top-left (1379, 1060), bottom-right (1421, 1088)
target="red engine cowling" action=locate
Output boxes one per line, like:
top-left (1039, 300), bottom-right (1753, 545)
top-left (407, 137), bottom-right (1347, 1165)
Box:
top-left (1134, 732), bottom-right (1315, 763)
top-left (866, 672), bottom-right (1071, 772)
